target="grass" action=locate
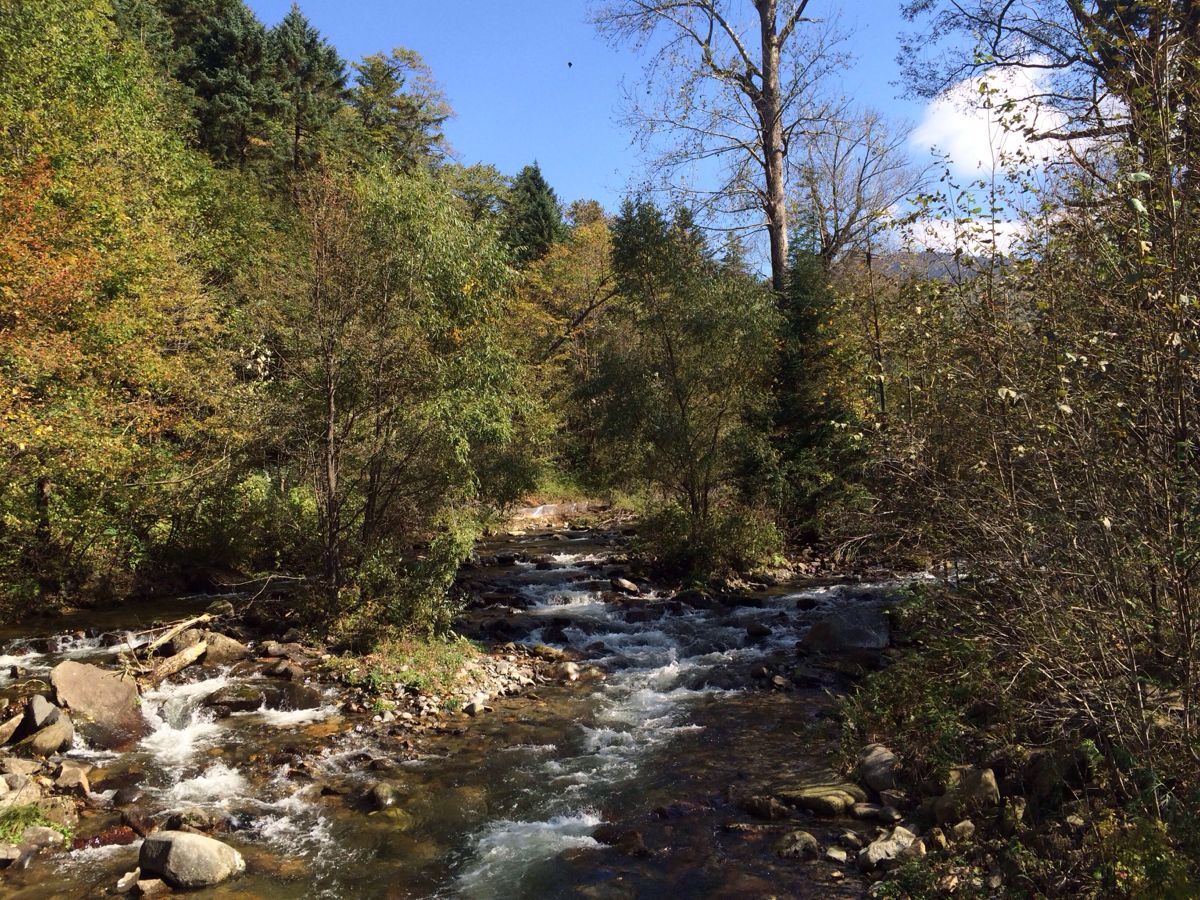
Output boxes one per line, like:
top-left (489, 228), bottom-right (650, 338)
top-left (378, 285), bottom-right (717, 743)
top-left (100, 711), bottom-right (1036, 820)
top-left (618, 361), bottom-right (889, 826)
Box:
top-left (323, 634), bottom-right (483, 696)
top-left (0, 805), bottom-right (72, 844)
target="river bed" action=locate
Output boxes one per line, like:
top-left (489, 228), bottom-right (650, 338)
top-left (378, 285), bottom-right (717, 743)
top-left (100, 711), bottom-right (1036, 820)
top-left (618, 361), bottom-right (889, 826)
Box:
top-left (0, 527), bottom-right (894, 898)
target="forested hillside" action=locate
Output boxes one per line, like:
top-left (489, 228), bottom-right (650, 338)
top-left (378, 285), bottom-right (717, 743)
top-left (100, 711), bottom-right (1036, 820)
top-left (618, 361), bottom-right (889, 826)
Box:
top-left (2, 0), bottom-right (1199, 896)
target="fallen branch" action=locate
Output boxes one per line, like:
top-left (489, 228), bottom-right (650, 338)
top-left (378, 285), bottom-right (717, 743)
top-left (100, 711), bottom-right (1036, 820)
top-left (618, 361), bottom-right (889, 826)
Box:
top-left (143, 614), bottom-right (213, 657)
top-left (149, 641), bottom-right (207, 684)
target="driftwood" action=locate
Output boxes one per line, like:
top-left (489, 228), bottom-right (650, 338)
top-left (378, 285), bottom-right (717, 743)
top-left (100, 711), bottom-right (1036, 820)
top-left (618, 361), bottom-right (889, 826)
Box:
top-left (149, 641), bottom-right (207, 684)
top-left (143, 613), bottom-right (213, 656)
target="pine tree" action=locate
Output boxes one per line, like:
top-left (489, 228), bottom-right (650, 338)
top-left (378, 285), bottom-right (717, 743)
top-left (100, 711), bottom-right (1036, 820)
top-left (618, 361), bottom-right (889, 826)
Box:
top-left (349, 48), bottom-right (451, 170)
top-left (771, 246), bottom-right (861, 535)
top-left (154, 0), bottom-right (280, 169)
top-left (270, 4), bottom-right (346, 172)
top-left (501, 162), bottom-right (565, 265)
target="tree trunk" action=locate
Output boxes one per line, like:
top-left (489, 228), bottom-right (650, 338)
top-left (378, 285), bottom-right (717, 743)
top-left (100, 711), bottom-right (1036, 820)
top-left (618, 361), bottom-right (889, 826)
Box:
top-left (757, 0), bottom-right (789, 292)
top-left (323, 364), bottom-right (340, 599)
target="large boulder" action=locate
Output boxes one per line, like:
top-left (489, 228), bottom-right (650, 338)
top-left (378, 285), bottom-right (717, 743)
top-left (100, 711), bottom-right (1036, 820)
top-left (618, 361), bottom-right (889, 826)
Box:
top-left (50, 661), bottom-right (142, 749)
top-left (139, 831), bottom-right (245, 888)
top-left (801, 601), bottom-right (891, 652)
top-left (202, 632), bottom-right (251, 665)
top-left (857, 744), bottom-right (899, 793)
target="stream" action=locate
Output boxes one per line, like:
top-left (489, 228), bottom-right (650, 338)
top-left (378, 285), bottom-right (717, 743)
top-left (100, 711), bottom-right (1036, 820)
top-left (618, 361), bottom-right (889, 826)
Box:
top-left (0, 526), bottom-right (897, 898)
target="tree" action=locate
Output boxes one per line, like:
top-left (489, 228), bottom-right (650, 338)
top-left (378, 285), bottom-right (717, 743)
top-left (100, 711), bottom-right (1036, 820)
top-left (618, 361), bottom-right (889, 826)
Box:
top-left (264, 167), bottom-right (521, 630)
top-left (500, 162), bottom-right (565, 265)
top-left (349, 47), bottom-right (452, 169)
top-left (586, 198), bottom-right (779, 571)
top-left (768, 244), bottom-right (864, 534)
top-left (270, 4), bottom-right (346, 172)
top-left (593, 0), bottom-right (847, 291)
top-left (172, 0), bottom-right (280, 168)
top-left (790, 106), bottom-right (923, 264)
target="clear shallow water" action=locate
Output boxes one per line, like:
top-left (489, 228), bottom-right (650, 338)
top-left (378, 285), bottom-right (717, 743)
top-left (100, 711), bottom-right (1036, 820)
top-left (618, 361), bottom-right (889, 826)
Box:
top-left (0, 531), bottom-right (890, 899)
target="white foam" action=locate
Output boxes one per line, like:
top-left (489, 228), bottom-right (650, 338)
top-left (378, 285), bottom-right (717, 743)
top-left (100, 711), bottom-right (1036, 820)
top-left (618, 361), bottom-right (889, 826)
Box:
top-left (165, 761), bottom-right (247, 805)
top-left (457, 812), bottom-right (602, 898)
top-left (139, 675), bottom-right (229, 766)
top-left (232, 702), bottom-right (338, 727)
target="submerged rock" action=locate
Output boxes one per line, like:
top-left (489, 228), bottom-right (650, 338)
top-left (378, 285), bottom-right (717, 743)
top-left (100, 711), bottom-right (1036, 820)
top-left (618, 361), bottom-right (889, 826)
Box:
top-left (774, 829), bottom-right (820, 859)
top-left (139, 830), bottom-right (245, 888)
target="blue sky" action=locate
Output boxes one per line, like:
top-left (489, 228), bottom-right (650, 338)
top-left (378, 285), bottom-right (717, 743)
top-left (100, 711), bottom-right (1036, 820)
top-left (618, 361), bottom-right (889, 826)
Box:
top-left (245, 1), bottom-right (933, 210)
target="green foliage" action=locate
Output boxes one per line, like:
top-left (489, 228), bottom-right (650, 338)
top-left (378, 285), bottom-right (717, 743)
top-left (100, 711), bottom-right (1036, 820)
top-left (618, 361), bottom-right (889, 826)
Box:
top-left (584, 198), bottom-right (780, 574)
top-left (765, 246), bottom-right (867, 538)
top-left (262, 164), bottom-right (527, 629)
top-left (0, 805), bottom-right (72, 844)
top-left (501, 162), bottom-right (565, 265)
top-left (839, 588), bottom-right (999, 785)
top-left (1096, 818), bottom-right (1198, 899)
top-left (270, 3), bottom-right (345, 172)
top-left (349, 48), bottom-right (451, 169)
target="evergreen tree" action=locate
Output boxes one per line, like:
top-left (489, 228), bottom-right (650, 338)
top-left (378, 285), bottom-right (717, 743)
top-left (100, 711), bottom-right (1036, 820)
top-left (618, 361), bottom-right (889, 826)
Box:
top-left (770, 246), bottom-right (862, 536)
top-left (349, 48), bottom-right (451, 170)
top-left (501, 162), bottom-right (565, 265)
top-left (152, 0), bottom-right (278, 168)
top-left (270, 4), bottom-right (346, 172)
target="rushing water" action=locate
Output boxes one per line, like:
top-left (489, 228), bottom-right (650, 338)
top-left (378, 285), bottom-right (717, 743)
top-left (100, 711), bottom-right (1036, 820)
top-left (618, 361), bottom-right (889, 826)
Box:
top-left (0, 528), bottom-right (891, 898)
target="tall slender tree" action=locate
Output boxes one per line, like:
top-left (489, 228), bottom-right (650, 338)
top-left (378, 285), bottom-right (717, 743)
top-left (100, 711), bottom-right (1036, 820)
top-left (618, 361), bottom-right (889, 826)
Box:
top-left (593, 0), bottom-right (845, 291)
top-left (270, 4), bottom-right (345, 172)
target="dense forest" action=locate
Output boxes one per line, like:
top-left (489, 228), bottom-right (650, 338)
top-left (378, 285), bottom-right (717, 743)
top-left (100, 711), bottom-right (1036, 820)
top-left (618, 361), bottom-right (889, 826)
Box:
top-left (3, 0), bottom-right (1200, 895)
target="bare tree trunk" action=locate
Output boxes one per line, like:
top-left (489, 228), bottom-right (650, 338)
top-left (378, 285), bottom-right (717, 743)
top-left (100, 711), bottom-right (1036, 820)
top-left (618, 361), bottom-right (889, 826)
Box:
top-left (757, 0), bottom-right (789, 291)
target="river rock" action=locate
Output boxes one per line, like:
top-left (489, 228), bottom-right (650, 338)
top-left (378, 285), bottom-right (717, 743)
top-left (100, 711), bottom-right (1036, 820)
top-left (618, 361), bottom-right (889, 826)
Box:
top-left (592, 823), bottom-right (647, 856)
top-left (746, 621), bottom-right (772, 639)
top-left (0, 758), bottom-right (40, 777)
top-left (932, 766), bottom-right (1000, 825)
top-left (0, 713), bottom-right (22, 745)
top-left (857, 743), bottom-right (898, 792)
top-left (9, 696), bottom-right (60, 746)
top-left (19, 825), bottom-right (64, 850)
top-left (54, 761), bottom-right (91, 794)
top-left (826, 845), bottom-right (848, 864)
top-left (851, 802), bottom-right (902, 823)
top-left (16, 716), bottom-right (74, 756)
top-left (203, 632), bottom-right (251, 665)
top-left (801, 602), bottom-right (891, 652)
top-left (1, 774), bottom-right (42, 808)
top-left (49, 661), bottom-right (142, 749)
top-left (139, 831), bottom-right (245, 888)
top-left (610, 576), bottom-right (641, 595)
top-left (0, 843), bottom-right (21, 868)
top-left (170, 629), bottom-right (205, 655)
top-left (857, 825), bottom-right (922, 872)
top-left (774, 829), bottom-right (820, 859)
top-left (778, 781), bottom-right (867, 816)
top-left (203, 683), bottom-right (265, 715)
top-left (367, 781), bottom-right (403, 811)
top-left (952, 819), bottom-right (976, 842)
top-left (135, 878), bottom-right (170, 897)
top-left (739, 795), bottom-right (791, 820)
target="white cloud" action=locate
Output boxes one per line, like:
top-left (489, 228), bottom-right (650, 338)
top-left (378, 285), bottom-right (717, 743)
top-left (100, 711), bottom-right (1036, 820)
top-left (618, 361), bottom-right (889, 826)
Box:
top-left (912, 63), bottom-right (1071, 177)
